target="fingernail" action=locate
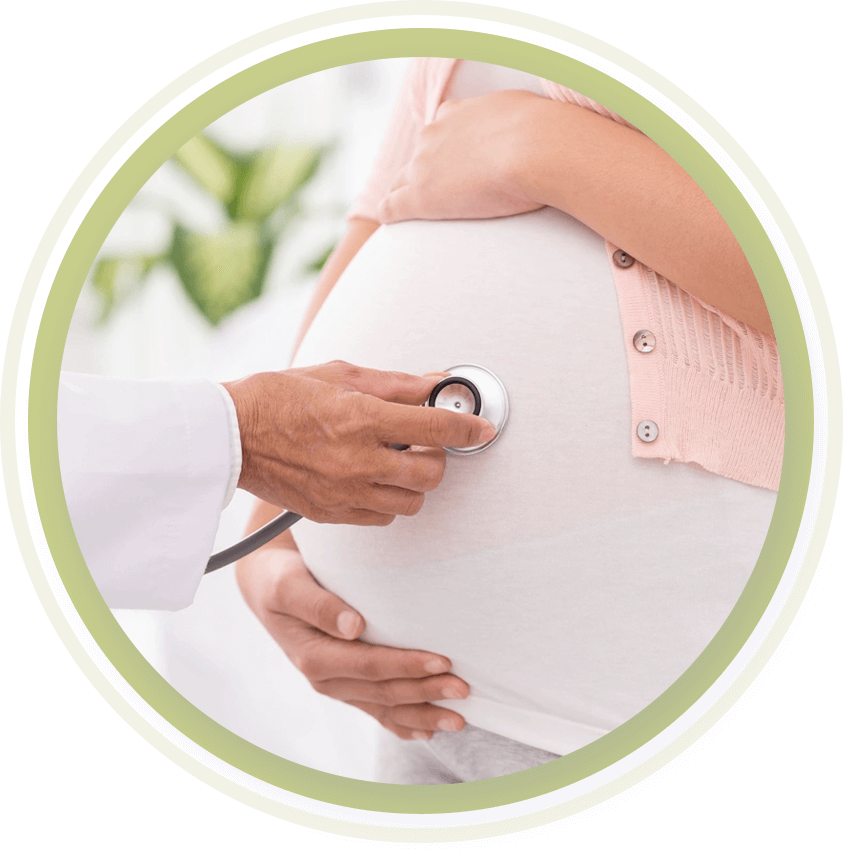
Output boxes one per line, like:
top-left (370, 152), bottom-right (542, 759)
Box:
top-left (441, 686), bottom-right (465, 700)
top-left (438, 717), bottom-right (463, 732)
top-left (424, 658), bottom-right (449, 674)
top-left (411, 731), bottom-right (431, 741)
top-left (336, 611), bottom-right (361, 638)
top-left (479, 421), bottom-right (497, 442)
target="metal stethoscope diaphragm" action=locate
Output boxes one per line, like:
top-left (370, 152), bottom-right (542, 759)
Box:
top-left (427, 364), bottom-right (509, 454)
top-left (204, 364), bottom-right (509, 573)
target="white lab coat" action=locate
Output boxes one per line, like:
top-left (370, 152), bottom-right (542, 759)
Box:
top-left (58, 373), bottom-right (240, 611)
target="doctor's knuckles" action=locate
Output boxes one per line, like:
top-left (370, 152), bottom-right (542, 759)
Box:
top-left (222, 362), bottom-right (492, 526)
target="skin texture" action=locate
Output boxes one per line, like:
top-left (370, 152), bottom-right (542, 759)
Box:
top-left (223, 361), bottom-right (493, 525)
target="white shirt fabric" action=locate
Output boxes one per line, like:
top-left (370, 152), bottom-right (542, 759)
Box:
top-left (291, 61), bottom-right (778, 755)
top-left (58, 372), bottom-right (241, 610)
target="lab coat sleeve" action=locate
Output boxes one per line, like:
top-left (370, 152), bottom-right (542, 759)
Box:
top-left (57, 373), bottom-right (238, 611)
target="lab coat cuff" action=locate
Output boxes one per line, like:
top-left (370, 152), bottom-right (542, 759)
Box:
top-left (216, 384), bottom-right (242, 509)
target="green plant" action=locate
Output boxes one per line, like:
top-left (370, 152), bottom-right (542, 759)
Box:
top-left (91, 132), bottom-right (335, 325)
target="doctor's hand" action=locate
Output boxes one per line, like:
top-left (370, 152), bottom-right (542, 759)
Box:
top-left (237, 546), bottom-right (468, 740)
top-left (378, 89), bottom-right (547, 224)
top-left (223, 361), bottom-right (494, 526)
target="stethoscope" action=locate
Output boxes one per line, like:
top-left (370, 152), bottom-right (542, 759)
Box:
top-left (204, 364), bottom-right (509, 573)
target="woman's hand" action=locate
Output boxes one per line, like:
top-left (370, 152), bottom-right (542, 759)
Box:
top-left (380, 86), bottom-right (773, 335)
top-left (237, 546), bottom-right (468, 740)
top-left (378, 89), bottom-right (546, 224)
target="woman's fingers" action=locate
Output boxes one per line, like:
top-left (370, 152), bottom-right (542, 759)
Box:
top-left (275, 629), bottom-right (453, 684)
top-left (378, 186), bottom-right (412, 224)
top-left (249, 549), bottom-right (468, 739)
top-left (264, 617), bottom-right (467, 737)
top-left (314, 674), bottom-right (469, 707)
top-left (350, 701), bottom-right (466, 737)
top-left (433, 97), bottom-right (465, 120)
top-left (267, 554), bottom-right (365, 640)
top-left (385, 161), bottom-right (413, 195)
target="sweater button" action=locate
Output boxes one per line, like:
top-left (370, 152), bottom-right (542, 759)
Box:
top-left (637, 420), bottom-right (659, 443)
top-left (633, 330), bottom-right (656, 352)
top-left (613, 249), bottom-right (635, 268)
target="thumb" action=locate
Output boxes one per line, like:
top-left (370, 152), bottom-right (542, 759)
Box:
top-left (274, 556), bottom-right (365, 640)
top-left (378, 161), bottom-right (414, 223)
top-left (378, 185), bottom-right (414, 224)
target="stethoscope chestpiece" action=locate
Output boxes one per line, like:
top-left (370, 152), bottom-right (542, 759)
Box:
top-left (428, 364), bottom-right (509, 455)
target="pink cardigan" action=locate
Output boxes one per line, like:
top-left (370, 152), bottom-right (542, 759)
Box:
top-left (349, 58), bottom-right (784, 491)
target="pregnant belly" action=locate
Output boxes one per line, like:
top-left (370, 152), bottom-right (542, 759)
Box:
top-left (292, 209), bottom-right (774, 752)
top-left (296, 209), bottom-right (633, 550)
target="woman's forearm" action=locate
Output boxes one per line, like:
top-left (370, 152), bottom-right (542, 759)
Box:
top-left (517, 99), bottom-right (773, 336)
top-left (290, 217), bottom-right (380, 357)
top-left (242, 497), bottom-right (298, 552)
top-left (379, 90), bottom-right (772, 335)
top-left (248, 216), bottom-right (380, 541)
top-left (235, 496), bottom-right (296, 618)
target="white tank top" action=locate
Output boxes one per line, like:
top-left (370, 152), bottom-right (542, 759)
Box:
top-left (292, 62), bottom-right (776, 754)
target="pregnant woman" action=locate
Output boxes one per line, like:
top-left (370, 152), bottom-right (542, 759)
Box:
top-left (236, 59), bottom-right (783, 783)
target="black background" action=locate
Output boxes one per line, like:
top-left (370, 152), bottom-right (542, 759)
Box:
top-left (11, 4), bottom-right (844, 846)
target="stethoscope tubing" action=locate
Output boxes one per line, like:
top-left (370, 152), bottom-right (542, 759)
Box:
top-left (205, 510), bottom-right (302, 573)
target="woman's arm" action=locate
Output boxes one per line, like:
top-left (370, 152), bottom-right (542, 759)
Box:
top-left (290, 217), bottom-right (380, 357)
top-left (247, 216), bottom-right (377, 532)
top-left (379, 89), bottom-right (774, 337)
top-left (237, 216), bottom-right (469, 741)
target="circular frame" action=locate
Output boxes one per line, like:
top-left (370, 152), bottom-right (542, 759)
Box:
top-left (2, 0), bottom-right (841, 842)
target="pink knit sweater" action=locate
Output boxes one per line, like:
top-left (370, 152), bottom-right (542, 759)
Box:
top-left (348, 58), bottom-right (784, 491)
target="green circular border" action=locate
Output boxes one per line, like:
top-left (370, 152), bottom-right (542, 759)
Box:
top-left (2, 2), bottom-right (842, 842)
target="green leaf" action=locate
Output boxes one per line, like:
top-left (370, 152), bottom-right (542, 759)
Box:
top-left (172, 133), bottom-right (240, 204)
top-left (169, 222), bottom-right (272, 325)
top-left (235, 144), bottom-right (326, 220)
top-left (304, 241), bottom-right (336, 274)
top-left (91, 258), bottom-right (121, 316)
top-left (90, 255), bottom-right (161, 321)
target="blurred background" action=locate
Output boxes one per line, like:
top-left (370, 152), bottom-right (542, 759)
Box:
top-left (61, 59), bottom-right (409, 779)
